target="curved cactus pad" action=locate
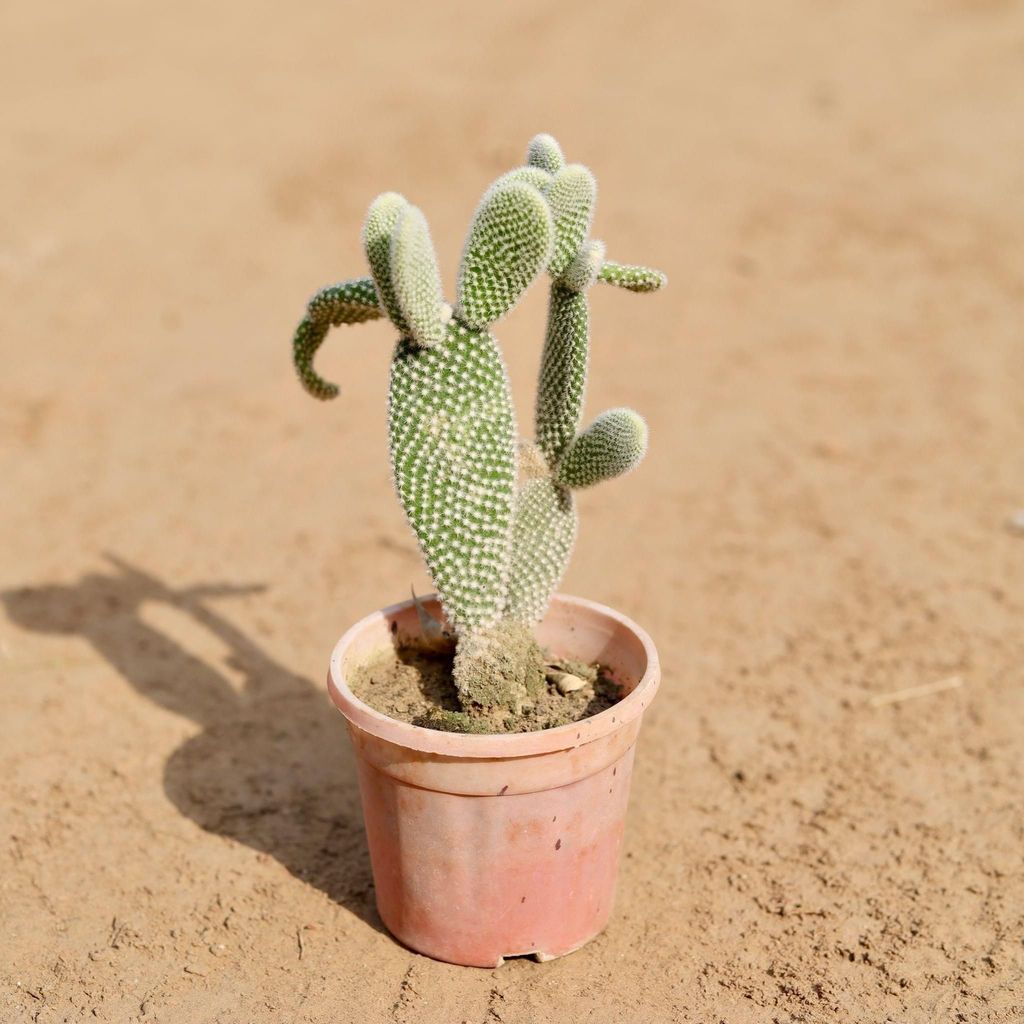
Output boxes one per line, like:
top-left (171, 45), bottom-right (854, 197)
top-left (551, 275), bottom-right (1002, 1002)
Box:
top-left (391, 204), bottom-right (447, 349)
top-left (293, 277), bottom-right (382, 399)
top-left (557, 408), bottom-right (649, 489)
top-left (457, 181), bottom-right (554, 329)
top-left (597, 260), bottom-right (667, 292)
top-left (363, 192), bottom-right (411, 332)
top-left (388, 321), bottom-right (517, 633)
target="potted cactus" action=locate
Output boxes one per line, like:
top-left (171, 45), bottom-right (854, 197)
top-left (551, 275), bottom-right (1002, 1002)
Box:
top-left (291, 134), bottom-right (665, 966)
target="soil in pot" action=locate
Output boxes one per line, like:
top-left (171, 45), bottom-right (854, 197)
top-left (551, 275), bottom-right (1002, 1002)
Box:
top-left (349, 639), bottom-right (623, 734)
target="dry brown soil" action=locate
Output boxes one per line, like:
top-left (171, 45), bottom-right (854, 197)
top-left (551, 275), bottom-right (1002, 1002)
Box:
top-left (349, 641), bottom-right (620, 732)
top-left (3, 2), bottom-right (1023, 1022)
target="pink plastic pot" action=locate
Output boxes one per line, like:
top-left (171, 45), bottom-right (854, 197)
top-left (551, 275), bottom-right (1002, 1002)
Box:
top-left (327, 593), bottom-right (660, 967)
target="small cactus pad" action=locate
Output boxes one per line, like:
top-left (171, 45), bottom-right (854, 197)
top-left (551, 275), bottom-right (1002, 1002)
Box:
top-left (546, 164), bottom-right (597, 278)
top-left (556, 408), bottom-right (649, 489)
top-left (562, 239), bottom-right (607, 293)
top-left (391, 204), bottom-right (447, 348)
top-left (526, 133), bottom-right (565, 175)
top-left (494, 166), bottom-right (554, 193)
top-left (363, 192), bottom-right (411, 331)
top-left (457, 181), bottom-right (554, 329)
top-left (597, 260), bottom-right (667, 292)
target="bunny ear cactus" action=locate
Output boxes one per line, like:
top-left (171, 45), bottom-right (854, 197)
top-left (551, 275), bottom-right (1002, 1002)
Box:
top-left (291, 134), bottom-right (665, 730)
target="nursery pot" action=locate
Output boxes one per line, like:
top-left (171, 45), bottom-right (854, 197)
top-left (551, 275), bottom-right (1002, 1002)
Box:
top-left (327, 593), bottom-right (660, 968)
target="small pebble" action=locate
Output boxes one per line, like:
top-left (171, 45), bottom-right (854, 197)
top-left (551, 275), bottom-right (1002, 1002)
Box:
top-left (548, 671), bottom-right (587, 695)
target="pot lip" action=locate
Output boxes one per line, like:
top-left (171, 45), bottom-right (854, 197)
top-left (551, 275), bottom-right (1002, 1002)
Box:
top-left (327, 592), bottom-right (660, 758)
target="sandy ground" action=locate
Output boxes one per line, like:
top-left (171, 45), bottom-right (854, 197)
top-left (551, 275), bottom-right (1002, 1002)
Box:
top-left (3, 1), bottom-right (1024, 1021)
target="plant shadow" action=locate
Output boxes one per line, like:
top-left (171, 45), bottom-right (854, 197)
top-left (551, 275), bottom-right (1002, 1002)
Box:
top-left (1, 555), bottom-right (382, 933)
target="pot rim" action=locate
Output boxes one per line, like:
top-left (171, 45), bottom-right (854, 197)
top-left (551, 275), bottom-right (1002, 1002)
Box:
top-left (327, 592), bottom-right (660, 758)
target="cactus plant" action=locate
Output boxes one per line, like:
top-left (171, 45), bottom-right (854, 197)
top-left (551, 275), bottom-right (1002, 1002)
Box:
top-left (291, 133), bottom-right (665, 728)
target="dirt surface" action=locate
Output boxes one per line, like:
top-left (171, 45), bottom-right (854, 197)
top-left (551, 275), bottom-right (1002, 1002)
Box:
top-left (349, 642), bottom-right (621, 732)
top-left (3, 2), bottom-right (1023, 1022)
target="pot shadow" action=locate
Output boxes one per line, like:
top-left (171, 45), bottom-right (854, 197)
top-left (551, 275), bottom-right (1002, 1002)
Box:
top-left (1, 555), bottom-right (381, 932)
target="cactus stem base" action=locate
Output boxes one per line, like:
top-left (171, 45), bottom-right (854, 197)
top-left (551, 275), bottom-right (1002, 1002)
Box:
top-left (453, 621), bottom-right (547, 715)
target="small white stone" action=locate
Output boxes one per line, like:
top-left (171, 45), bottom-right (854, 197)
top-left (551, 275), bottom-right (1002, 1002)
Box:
top-left (549, 670), bottom-right (587, 695)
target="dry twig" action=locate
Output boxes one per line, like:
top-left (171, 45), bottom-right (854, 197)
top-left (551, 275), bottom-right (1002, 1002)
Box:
top-left (869, 675), bottom-right (963, 708)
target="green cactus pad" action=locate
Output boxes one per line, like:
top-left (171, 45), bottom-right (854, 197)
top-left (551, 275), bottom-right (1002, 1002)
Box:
top-left (547, 164), bottom-right (597, 278)
top-left (495, 166), bottom-right (554, 193)
top-left (363, 192), bottom-right (411, 331)
top-left (556, 408), bottom-right (649, 489)
top-left (388, 320), bottom-right (517, 634)
top-left (597, 260), bottom-right (667, 292)
top-left (506, 462), bottom-right (577, 624)
top-left (456, 181), bottom-right (554, 329)
top-left (293, 277), bottom-right (382, 399)
top-left (390, 204), bottom-right (448, 349)
top-left (526, 133), bottom-right (565, 175)
top-left (534, 286), bottom-right (589, 465)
